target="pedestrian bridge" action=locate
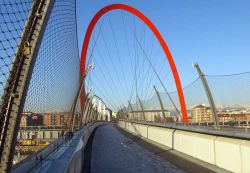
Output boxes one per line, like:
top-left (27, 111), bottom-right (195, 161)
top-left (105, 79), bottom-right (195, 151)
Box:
top-left (12, 121), bottom-right (250, 173)
top-left (1, 1), bottom-right (250, 173)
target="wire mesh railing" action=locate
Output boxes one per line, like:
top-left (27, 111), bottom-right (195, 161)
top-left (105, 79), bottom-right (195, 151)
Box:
top-left (125, 72), bottom-right (250, 129)
top-left (0, 0), bottom-right (33, 103)
top-left (23, 0), bottom-right (79, 114)
top-left (16, 0), bottom-right (79, 164)
top-left (0, 0), bottom-right (82, 167)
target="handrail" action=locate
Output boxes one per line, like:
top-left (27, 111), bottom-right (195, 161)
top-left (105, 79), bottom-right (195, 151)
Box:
top-left (12, 121), bottom-right (97, 172)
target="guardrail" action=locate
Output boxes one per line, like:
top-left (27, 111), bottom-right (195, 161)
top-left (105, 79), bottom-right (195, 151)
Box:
top-left (12, 121), bottom-right (106, 173)
top-left (118, 120), bottom-right (250, 173)
top-left (124, 119), bottom-right (250, 129)
top-left (19, 125), bottom-right (67, 131)
top-left (12, 136), bottom-right (64, 172)
top-left (119, 119), bottom-right (250, 140)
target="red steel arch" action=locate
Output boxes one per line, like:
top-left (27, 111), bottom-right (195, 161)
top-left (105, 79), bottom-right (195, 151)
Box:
top-left (80, 4), bottom-right (189, 124)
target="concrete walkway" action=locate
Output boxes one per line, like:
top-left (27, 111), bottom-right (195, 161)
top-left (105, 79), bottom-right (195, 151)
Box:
top-left (89, 124), bottom-right (185, 173)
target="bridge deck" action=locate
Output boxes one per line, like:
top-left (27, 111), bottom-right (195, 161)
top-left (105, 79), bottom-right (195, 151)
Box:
top-left (84, 124), bottom-right (184, 173)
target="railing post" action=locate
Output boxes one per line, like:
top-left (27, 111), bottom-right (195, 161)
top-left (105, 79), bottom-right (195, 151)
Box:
top-left (0, 1), bottom-right (54, 171)
top-left (89, 105), bottom-right (95, 122)
top-left (93, 108), bottom-right (97, 122)
top-left (94, 109), bottom-right (98, 121)
top-left (84, 104), bottom-right (90, 124)
top-left (193, 63), bottom-right (219, 128)
top-left (153, 86), bottom-right (166, 122)
top-left (128, 101), bottom-right (135, 120)
top-left (122, 107), bottom-right (128, 120)
top-left (86, 104), bottom-right (93, 123)
top-left (82, 98), bottom-right (90, 125)
top-left (137, 95), bottom-right (146, 121)
top-left (70, 75), bottom-right (87, 132)
top-left (80, 99), bottom-right (87, 126)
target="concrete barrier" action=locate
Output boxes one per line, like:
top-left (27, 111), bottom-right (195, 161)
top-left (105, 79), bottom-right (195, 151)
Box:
top-left (64, 122), bottom-right (106, 173)
top-left (13, 122), bottom-right (107, 173)
top-left (44, 131), bottom-right (51, 139)
top-left (37, 131), bottom-right (44, 139)
top-left (51, 131), bottom-right (59, 139)
top-left (174, 130), bottom-right (216, 165)
top-left (241, 140), bottom-right (250, 173)
top-left (134, 124), bottom-right (148, 138)
top-left (148, 126), bottom-right (173, 148)
top-left (118, 120), bottom-right (250, 173)
top-left (118, 121), bottom-right (126, 129)
top-left (215, 137), bottom-right (242, 173)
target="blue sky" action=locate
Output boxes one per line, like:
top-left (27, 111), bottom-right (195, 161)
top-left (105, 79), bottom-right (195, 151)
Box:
top-left (77, 0), bottom-right (250, 82)
top-left (1, 0), bottom-right (249, 112)
top-left (76, 0), bottom-right (250, 110)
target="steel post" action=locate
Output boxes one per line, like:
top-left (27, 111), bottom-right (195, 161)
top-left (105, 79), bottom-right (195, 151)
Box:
top-left (0, 0), bottom-right (54, 171)
top-left (137, 96), bottom-right (146, 121)
top-left (194, 63), bottom-right (219, 128)
top-left (128, 101), bottom-right (135, 120)
top-left (153, 86), bottom-right (166, 122)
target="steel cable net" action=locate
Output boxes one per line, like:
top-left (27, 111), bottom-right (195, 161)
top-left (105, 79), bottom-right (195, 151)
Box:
top-left (142, 78), bottom-right (206, 110)
top-left (0, 0), bottom-right (33, 103)
top-left (23, 0), bottom-right (79, 115)
top-left (151, 77), bottom-right (210, 123)
top-left (140, 72), bottom-right (250, 124)
top-left (12, 0), bottom-right (79, 164)
top-left (206, 73), bottom-right (250, 114)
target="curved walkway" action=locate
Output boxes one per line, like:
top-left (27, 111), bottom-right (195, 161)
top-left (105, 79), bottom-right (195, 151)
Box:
top-left (88, 124), bottom-right (184, 173)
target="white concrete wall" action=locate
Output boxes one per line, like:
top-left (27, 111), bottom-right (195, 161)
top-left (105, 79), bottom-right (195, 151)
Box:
top-left (135, 124), bottom-right (148, 138)
top-left (37, 131), bottom-right (44, 139)
top-left (216, 138), bottom-right (250, 173)
top-left (241, 140), bottom-right (250, 173)
top-left (148, 126), bottom-right (173, 148)
top-left (174, 130), bottom-right (216, 165)
top-left (67, 122), bottom-right (106, 173)
top-left (52, 131), bottom-right (59, 139)
top-left (118, 121), bottom-right (126, 129)
top-left (44, 131), bottom-right (51, 139)
top-left (118, 120), bottom-right (250, 173)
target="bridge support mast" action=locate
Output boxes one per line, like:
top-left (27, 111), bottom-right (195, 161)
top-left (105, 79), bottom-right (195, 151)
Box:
top-left (0, 1), bottom-right (54, 172)
top-left (70, 77), bottom-right (85, 132)
top-left (81, 98), bottom-right (90, 126)
top-left (193, 63), bottom-right (219, 128)
top-left (153, 86), bottom-right (166, 122)
top-left (137, 96), bottom-right (146, 121)
top-left (128, 101), bottom-right (135, 120)
top-left (70, 64), bottom-right (93, 132)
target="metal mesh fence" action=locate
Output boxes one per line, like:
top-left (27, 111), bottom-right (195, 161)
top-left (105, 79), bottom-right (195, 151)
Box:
top-left (0, 0), bottom-right (33, 103)
top-left (130, 77), bottom-right (209, 122)
top-left (0, 0), bottom-right (80, 164)
top-left (206, 72), bottom-right (250, 111)
top-left (23, 0), bottom-right (79, 114)
top-left (0, 0), bottom-right (79, 112)
top-left (130, 72), bottom-right (250, 125)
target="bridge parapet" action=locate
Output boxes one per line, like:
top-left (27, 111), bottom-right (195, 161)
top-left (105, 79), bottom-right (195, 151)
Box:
top-left (118, 120), bottom-right (250, 173)
top-left (12, 121), bottom-right (107, 173)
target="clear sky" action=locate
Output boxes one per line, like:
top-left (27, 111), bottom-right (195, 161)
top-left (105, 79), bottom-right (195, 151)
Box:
top-left (76, 0), bottom-right (250, 110)
top-left (77, 0), bottom-right (250, 80)
top-left (1, 0), bottom-right (250, 112)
